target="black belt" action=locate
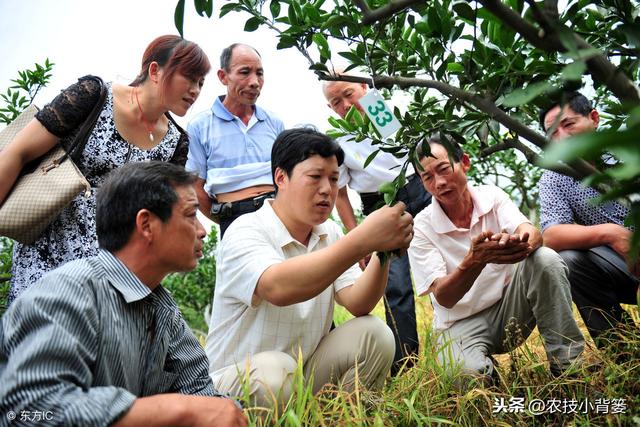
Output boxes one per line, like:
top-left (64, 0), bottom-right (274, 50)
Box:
top-left (211, 191), bottom-right (275, 221)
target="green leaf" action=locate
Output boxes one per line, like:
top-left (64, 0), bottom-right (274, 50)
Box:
top-left (561, 61), bottom-right (586, 81)
top-left (605, 150), bottom-right (640, 180)
top-left (447, 63), bottom-right (464, 73)
top-left (312, 33), bottom-right (330, 58)
top-left (395, 171), bottom-right (406, 189)
top-left (277, 35), bottom-right (297, 49)
top-left (328, 116), bottom-right (341, 129)
top-left (378, 181), bottom-right (395, 194)
top-left (303, 3), bottom-right (321, 23)
top-left (540, 128), bottom-right (639, 166)
top-left (626, 106), bottom-right (640, 129)
top-left (562, 47), bottom-right (601, 61)
top-left (270, 0), bottom-right (281, 18)
top-left (337, 51), bottom-right (362, 64)
top-left (427, 7), bottom-right (441, 34)
top-left (322, 14), bottom-right (349, 30)
top-left (384, 192), bottom-right (396, 205)
top-left (220, 2), bottom-right (239, 17)
top-left (289, 2), bottom-right (301, 26)
top-left (204, 0), bottom-right (213, 17)
top-left (363, 149), bottom-right (380, 169)
top-left (499, 81), bottom-right (554, 107)
top-left (174, 0), bottom-right (185, 37)
top-left (309, 62), bottom-right (328, 72)
top-left (415, 21), bottom-right (430, 34)
top-left (326, 129), bottom-right (346, 139)
top-left (194, 0), bottom-right (204, 16)
top-left (453, 1), bottom-right (475, 21)
top-left (244, 16), bottom-right (262, 32)
top-left (345, 105), bottom-right (356, 124)
top-left (620, 23), bottom-right (640, 49)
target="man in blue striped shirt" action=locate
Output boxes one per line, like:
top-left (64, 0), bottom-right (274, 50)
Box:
top-left (0, 162), bottom-right (246, 426)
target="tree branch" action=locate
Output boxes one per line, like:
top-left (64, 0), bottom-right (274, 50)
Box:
top-left (352, 0), bottom-right (424, 25)
top-left (377, 75), bottom-right (551, 150)
top-left (477, 0), bottom-right (640, 104)
top-left (319, 72), bottom-right (548, 147)
top-left (479, 139), bottom-right (599, 184)
top-left (319, 74), bottom-right (548, 149)
top-left (321, 72), bottom-right (601, 179)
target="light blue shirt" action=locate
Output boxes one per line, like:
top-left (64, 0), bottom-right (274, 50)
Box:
top-left (186, 95), bottom-right (285, 196)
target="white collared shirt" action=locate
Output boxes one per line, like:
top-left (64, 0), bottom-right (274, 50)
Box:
top-left (205, 200), bottom-right (361, 382)
top-left (337, 136), bottom-right (416, 193)
top-left (408, 184), bottom-right (530, 330)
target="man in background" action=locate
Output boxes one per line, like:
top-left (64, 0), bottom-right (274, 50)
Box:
top-left (323, 78), bottom-right (432, 374)
top-left (538, 92), bottom-right (638, 347)
top-left (187, 43), bottom-right (285, 237)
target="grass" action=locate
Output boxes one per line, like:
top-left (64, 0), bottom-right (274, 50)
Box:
top-left (2, 230), bottom-right (638, 425)
top-left (240, 298), bottom-right (640, 426)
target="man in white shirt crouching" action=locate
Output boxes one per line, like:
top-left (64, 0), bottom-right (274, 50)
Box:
top-left (408, 137), bottom-right (584, 382)
top-left (205, 128), bottom-right (414, 408)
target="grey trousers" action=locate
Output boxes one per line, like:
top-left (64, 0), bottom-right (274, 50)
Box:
top-left (437, 247), bottom-right (585, 378)
top-left (214, 315), bottom-right (395, 408)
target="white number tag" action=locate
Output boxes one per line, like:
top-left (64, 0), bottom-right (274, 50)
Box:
top-left (358, 89), bottom-right (401, 138)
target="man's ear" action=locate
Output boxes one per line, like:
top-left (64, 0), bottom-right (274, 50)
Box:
top-left (274, 167), bottom-right (287, 191)
top-left (217, 68), bottom-right (227, 85)
top-left (135, 209), bottom-right (156, 242)
top-left (589, 109), bottom-right (600, 128)
top-left (460, 153), bottom-right (472, 173)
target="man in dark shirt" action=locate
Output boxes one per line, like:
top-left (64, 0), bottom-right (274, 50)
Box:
top-left (538, 92), bottom-right (639, 346)
top-left (0, 162), bottom-right (246, 427)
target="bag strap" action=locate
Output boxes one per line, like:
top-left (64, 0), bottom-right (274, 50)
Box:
top-left (56, 75), bottom-right (108, 165)
top-left (164, 111), bottom-right (189, 164)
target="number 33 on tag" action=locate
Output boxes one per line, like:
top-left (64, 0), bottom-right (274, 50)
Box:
top-left (358, 89), bottom-right (402, 138)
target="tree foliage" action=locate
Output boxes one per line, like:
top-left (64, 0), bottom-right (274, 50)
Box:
top-left (177, 0), bottom-right (640, 253)
top-left (0, 59), bottom-right (54, 125)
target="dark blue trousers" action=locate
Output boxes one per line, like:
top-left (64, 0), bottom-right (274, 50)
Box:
top-left (361, 174), bottom-right (432, 374)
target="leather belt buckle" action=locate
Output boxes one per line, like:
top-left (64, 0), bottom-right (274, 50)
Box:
top-left (211, 202), bottom-right (233, 221)
top-left (252, 191), bottom-right (274, 208)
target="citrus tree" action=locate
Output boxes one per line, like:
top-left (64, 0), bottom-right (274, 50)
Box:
top-left (175, 0), bottom-right (640, 251)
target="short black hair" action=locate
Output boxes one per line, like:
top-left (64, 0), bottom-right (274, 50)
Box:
top-left (271, 128), bottom-right (344, 186)
top-left (220, 43), bottom-right (261, 72)
top-left (415, 135), bottom-right (463, 163)
top-left (96, 161), bottom-right (197, 252)
top-left (539, 91), bottom-right (593, 131)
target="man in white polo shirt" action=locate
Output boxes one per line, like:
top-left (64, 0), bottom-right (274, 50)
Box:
top-left (408, 137), bottom-right (584, 381)
top-left (206, 128), bottom-right (413, 407)
top-left (323, 79), bottom-right (432, 375)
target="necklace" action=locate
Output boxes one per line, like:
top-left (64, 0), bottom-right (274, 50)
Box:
top-left (132, 87), bottom-right (156, 142)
